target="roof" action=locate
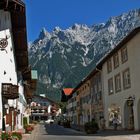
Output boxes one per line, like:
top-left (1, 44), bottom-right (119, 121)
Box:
top-left (33, 95), bottom-right (57, 105)
top-left (63, 88), bottom-right (73, 96)
top-left (97, 26), bottom-right (140, 68)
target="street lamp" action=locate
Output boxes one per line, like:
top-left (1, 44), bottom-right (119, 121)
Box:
top-left (125, 95), bottom-right (135, 106)
top-left (125, 95), bottom-right (135, 130)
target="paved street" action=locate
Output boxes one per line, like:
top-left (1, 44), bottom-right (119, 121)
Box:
top-left (23, 123), bottom-right (140, 140)
top-left (24, 124), bottom-right (103, 140)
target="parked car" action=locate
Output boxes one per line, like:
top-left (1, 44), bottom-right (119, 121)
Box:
top-left (45, 119), bottom-right (54, 124)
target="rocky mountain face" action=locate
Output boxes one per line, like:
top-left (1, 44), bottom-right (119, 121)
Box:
top-left (29, 9), bottom-right (140, 101)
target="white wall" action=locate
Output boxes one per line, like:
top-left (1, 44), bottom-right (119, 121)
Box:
top-left (0, 10), bottom-right (18, 130)
top-left (102, 32), bottom-right (140, 130)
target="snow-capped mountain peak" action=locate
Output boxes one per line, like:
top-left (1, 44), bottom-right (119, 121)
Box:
top-left (29, 9), bottom-right (140, 101)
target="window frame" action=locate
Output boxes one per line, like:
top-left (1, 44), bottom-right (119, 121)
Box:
top-left (108, 77), bottom-right (114, 95)
top-left (113, 52), bottom-right (119, 69)
top-left (114, 73), bottom-right (121, 93)
top-left (121, 46), bottom-right (128, 64)
top-left (107, 58), bottom-right (112, 73)
top-left (123, 68), bottom-right (131, 89)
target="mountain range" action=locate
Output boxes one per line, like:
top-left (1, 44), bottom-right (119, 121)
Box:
top-left (28, 9), bottom-right (140, 101)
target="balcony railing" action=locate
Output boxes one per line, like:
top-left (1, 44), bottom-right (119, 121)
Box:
top-left (2, 83), bottom-right (19, 99)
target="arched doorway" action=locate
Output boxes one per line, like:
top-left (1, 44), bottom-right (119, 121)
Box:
top-left (124, 98), bottom-right (134, 130)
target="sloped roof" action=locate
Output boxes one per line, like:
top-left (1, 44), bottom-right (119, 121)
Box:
top-left (97, 26), bottom-right (140, 68)
top-left (63, 88), bottom-right (73, 96)
top-left (33, 95), bottom-right (57, 104)
top-left (71, 26), bottom-right (140, 94)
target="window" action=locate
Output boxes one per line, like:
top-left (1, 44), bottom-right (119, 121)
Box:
top-left (108, 78), bottom-right (114, 95)
top-left (97, 91), bottom-right (102, 100)
top-left (123, 68), bottom-right (131, 89)
top-left (115, 73), bottom-right (121, 92)
top-left (113, 53), bottom-right (119, 68)
top-left (94, 85), bottom-right (97, 94)
top-left (121, 46), bottom-right (128, 63)
top-left (85, 85), bottom-right (86, 89)
top-left (107, 58), bottom-right (112, 73)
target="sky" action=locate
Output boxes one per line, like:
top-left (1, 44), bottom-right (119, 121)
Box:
top-left (25, 0), bottom-right (140, 42)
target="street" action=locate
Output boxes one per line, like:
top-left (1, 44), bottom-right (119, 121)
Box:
top-left (22, 123), bottom-right (140, 140)
top-left (28, 123), bottom-right (103, 140)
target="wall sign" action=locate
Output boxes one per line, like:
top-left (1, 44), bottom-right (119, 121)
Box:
top-left (0, 38), bottom-right (8, 50)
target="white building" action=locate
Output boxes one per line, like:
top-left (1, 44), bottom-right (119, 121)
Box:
top-left (97, 27), bottom-right (140, 130)
top-left (0, 0), bottom-right (37, 132)
top-left (31, 95), bottom-right (60, 121)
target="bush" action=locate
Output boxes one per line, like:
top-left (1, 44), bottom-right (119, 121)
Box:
top-left (84, 119), bottom-right (99, 134)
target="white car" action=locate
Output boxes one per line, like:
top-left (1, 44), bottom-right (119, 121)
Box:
top-left (45, 119), bottom-right (54, 124)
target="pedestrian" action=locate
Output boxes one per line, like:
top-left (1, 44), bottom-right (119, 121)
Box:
top-left (112, 115), bottom-right (119, 130)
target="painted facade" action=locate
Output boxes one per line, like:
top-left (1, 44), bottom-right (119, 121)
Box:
top-left (67, 92), bottom-right (77, 125)
top-left (75, 80), bottom-right (91, 127)
top-left (90, 71), bottom-right (104, 128)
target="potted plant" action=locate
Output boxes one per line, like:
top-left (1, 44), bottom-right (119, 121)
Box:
top-left (11, 132), bottom-right (22, 140)
top-left (1, 132), bottom-right (11, 140)
top-left (24, 125), bottom-right (34, 133)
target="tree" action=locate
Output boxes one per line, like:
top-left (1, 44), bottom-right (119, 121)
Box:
top-left (58, 102), bottom-right (67, 114)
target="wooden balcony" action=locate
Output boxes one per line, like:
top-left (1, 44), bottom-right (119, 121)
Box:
top-left (0, 0), bottom-right (25, 10)
top-left (2, 83), bottom-right (19, 99)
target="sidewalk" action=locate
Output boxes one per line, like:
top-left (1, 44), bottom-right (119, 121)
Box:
top-left (70, 125), bottom-right (140, 140)
top-left (103, 135), bottom-right (140, 140)
top-left (88, 129), bottom-right (140, 140)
